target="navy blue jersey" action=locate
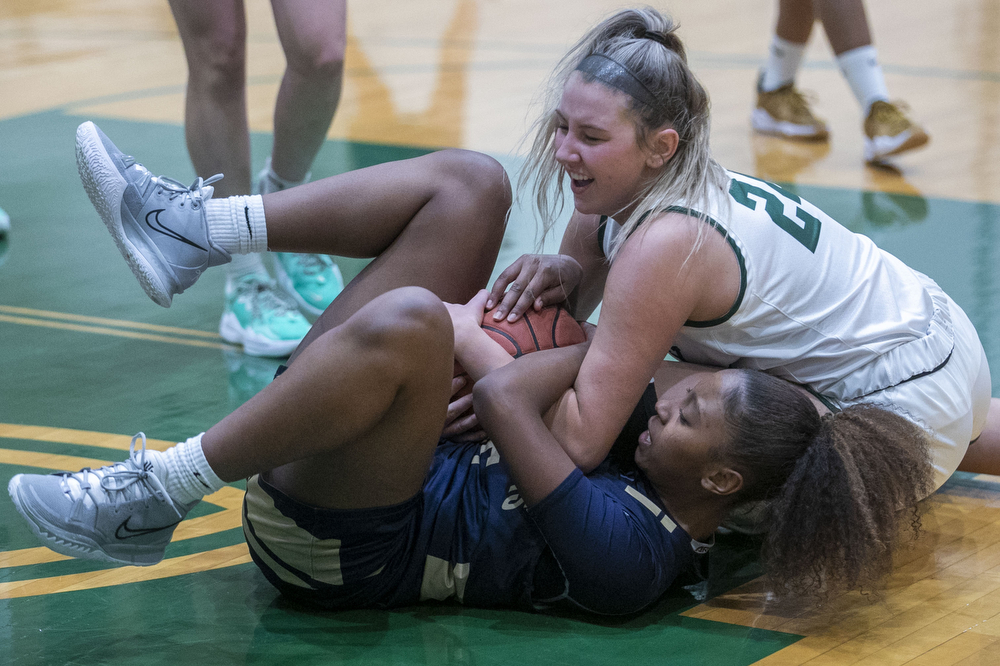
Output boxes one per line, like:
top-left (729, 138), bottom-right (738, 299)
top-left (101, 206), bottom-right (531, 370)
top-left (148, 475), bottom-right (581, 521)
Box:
top-left (245, 438), bottom-right (709, 615)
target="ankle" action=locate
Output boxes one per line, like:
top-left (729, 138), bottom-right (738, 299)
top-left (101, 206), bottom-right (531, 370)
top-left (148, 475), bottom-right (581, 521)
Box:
top-left (159, 434), bottom-right (227, 505)
top-left (205, 195), bottom-right (268, 255)
top-left (259, 156), bottom-right (310, 193)
top-left (760, 35), bottom-right (807, 92)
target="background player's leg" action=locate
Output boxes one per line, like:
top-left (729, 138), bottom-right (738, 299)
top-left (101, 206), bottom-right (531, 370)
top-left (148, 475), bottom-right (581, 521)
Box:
top-left (773, 0), bottom-right (814, 45)
top-left (813, 0), bottom-right (871, 54)
top-left (168, 0), bottom-right (252, 198)
top-left (754, 0), bottom-right (828, 141)
top-left (168, 0), bottom-right (312, 357)
top-left (203, 287), bottom-right (454, 509)
top-left (268, 0), bottom-right (346, 184)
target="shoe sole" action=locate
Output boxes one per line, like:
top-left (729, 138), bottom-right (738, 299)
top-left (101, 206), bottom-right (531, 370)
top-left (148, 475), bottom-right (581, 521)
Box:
top-left (219, 312), bottom-right (302, 358)
top-left (865, 127), bottom-right (930, 162)
top-left (7, 474), bottom-right (158, 566)
top-left (752, 109), bottom-right (830, 141)
top-left (76, 121), bottom-right (173, 308)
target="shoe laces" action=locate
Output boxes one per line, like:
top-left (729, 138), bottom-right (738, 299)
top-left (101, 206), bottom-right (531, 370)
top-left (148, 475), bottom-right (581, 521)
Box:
top-left (286, 253), bottom-right (328, 277)
top-left (60, 433), bottom-right (155, 506)
top-left (236, 275), bottom-right (297, 317)
top-left (765, 84), bottom-right (820, 121)
top-left (867, 100), bottom-right (913, 135)
top-left (153, 174), bottom-right (225, 209)
top-left (126, 158), bottom-right (224, 209)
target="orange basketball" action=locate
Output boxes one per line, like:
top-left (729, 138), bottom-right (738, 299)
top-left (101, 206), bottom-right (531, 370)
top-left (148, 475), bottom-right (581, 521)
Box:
top-left (480, 304), bottom-right (587, 356)
top-left (452, 304), bottom-right (586, 406)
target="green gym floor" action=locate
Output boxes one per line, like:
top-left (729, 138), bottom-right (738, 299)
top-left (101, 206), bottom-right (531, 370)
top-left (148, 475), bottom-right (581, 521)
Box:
top-left (2, 1), bottom-right (1000, 664)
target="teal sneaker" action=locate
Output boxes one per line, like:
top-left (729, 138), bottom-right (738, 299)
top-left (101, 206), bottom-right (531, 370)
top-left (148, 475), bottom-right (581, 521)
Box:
top-left (219, 274), bottom-right (311, 357)
top-left (273, 252), bottom-right (344, 317)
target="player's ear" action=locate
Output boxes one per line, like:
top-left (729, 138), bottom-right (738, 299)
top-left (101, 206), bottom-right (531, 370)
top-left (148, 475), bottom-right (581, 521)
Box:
top-left (701, 467), bottom-right (742, 496)
top-left (646, 127), bottom-right (679, 169)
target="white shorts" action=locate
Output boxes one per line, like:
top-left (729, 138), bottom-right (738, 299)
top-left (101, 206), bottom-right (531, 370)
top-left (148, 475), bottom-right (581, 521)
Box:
top-left (843, 294), bottom-right (991, 493)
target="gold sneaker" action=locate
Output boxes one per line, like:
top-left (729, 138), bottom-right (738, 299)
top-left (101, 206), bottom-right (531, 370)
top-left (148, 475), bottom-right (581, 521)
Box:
top-left (752, 82), bottom-right (829, 141)
top-left (864, 100), bottom-right (929, 162)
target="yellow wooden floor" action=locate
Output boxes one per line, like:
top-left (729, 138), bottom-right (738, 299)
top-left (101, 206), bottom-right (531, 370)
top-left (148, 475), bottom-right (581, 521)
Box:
top-left (2, 1), bottom-right (1000, 664)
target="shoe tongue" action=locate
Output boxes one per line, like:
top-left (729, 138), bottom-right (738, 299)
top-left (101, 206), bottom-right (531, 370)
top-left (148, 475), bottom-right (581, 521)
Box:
top-left (126, 162), bottom-right (154, 197)
top-left (200, 184), bottom-right (215, 200)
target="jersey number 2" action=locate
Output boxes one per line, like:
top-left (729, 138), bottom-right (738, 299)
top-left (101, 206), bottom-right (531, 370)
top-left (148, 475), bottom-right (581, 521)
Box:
top-left (729, 178), bottom-right (821, 253)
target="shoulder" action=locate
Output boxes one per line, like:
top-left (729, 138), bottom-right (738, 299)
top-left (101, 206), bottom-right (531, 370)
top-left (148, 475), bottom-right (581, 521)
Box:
top-left (607, 210), bottom-right (737, 307)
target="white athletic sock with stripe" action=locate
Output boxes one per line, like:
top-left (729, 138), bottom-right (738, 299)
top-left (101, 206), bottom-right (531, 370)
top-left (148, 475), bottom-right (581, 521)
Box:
top-left (204, 195), bottom-right (268, 255)
top-left (760, 35), bottom-right (807, 92)
top-left (836, 45), bottom-right (889, 115)
top-left (149, 433), bottom-right (227, 506)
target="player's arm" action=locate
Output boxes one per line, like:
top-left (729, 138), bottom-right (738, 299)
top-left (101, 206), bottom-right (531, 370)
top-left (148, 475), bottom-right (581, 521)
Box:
top-left (559, 210), bottom-right (610, 321)
top-left (474, 343), bottom-right (589, 505)
top-left (547, 212), bottom-right (738, 471)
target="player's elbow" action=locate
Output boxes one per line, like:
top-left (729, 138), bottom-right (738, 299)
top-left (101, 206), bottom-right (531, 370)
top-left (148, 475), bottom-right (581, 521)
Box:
top-left (472, 373), bottom-right (517, 430)
top-left (563, 441), bottom-right (604, 473)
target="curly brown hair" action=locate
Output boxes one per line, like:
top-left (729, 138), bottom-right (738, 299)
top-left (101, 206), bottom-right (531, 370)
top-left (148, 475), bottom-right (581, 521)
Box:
top-left (720, 370), bottom-right (933, 597)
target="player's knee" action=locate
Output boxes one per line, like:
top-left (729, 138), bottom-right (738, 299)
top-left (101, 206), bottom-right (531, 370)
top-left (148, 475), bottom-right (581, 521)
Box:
top-left (189, 42), bottom-right (246, 97)
top-left (356, 288), bottom-right (452, 355)
top-left (284, 41), bottom-right (346, 82)
top-left (436, 150), bottom-right (512, 219)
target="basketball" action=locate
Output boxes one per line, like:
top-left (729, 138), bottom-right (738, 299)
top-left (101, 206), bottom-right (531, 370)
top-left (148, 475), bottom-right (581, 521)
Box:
top-left (452, 304), bottom-right (586, 401)
top-left (480, 304), bottom-right (587, 357)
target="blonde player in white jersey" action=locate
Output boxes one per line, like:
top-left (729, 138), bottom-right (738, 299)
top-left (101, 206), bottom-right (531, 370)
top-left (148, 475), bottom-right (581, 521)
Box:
top-left (486, 8), bottom-right (999, 497)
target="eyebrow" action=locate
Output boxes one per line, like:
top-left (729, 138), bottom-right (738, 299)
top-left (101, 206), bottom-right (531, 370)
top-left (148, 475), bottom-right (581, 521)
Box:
top-left (554, 110), bottom-right (610, 134)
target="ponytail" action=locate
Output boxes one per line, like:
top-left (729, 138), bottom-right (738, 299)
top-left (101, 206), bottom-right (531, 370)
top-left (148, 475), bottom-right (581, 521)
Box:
top-left (762, 406), bottom-right (932, 597)
top-left (720, 371), bottom-right (932, 597)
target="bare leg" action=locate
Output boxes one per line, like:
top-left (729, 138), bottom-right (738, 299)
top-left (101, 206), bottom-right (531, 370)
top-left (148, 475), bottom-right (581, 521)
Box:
top-left (814, 0), bottom-right (872, 55)
top-left (256, 149), bottom-right (510, 361)
top-left (204, 151), bottom-right (509, 505)
top-left (204, 287), bottom-right (454, 509)
top-left (268, 0), bottom-right (346, 182)
top-left (774, 0), bottom-right (815, 45)
top-left (168, 0), bottom-right (252, 198)
top-left (958, 398), bottom-right (1000, 476)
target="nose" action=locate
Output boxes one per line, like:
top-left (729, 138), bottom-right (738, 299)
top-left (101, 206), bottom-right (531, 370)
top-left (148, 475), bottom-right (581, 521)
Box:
top-left (554, 132), bottom-right (579, 166)
top-left (654, 397), bottom-right (671, 424)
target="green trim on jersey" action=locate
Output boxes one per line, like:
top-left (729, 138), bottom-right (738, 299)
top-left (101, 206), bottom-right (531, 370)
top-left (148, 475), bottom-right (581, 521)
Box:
top-left (801, 385), bottom-right (841, 413)
top-left (664, 206), bottom-right (748, 328)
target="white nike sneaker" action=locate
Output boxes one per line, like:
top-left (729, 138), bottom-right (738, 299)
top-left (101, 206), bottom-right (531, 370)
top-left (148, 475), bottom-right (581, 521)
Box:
top-left (7, 433), bottom-right (196, 566)
top-left (75, 121), bottom-right (232, 307)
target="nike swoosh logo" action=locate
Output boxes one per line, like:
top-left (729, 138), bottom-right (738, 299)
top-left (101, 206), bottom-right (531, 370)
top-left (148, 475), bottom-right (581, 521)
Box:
top-left (145, 209), bottom-right (208, 251)
top-left (115, 515), bottom-right (181, 540)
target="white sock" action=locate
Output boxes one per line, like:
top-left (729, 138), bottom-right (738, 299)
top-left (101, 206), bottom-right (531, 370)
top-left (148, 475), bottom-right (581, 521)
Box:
top-left (204, 195), bottom-right (268, 255)
top-left (226, 253), bottom-right (269, 282)
top-left (761, 36), bottom-right (807, 91)
top-left (258, 156), bottom-right (310, 195)
top-left (152, 433), bottom-right (227, 506)
top-left (837, 45), bottom-right (889, 115)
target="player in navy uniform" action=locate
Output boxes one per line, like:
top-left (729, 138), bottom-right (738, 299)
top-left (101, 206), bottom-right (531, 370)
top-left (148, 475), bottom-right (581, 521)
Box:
top-left (10, 120), bottom-right (929, 610)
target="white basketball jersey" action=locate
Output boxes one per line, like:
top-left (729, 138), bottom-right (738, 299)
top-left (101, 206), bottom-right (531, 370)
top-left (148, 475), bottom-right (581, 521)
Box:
top-left (601, 171), bottom-right (954, 403)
